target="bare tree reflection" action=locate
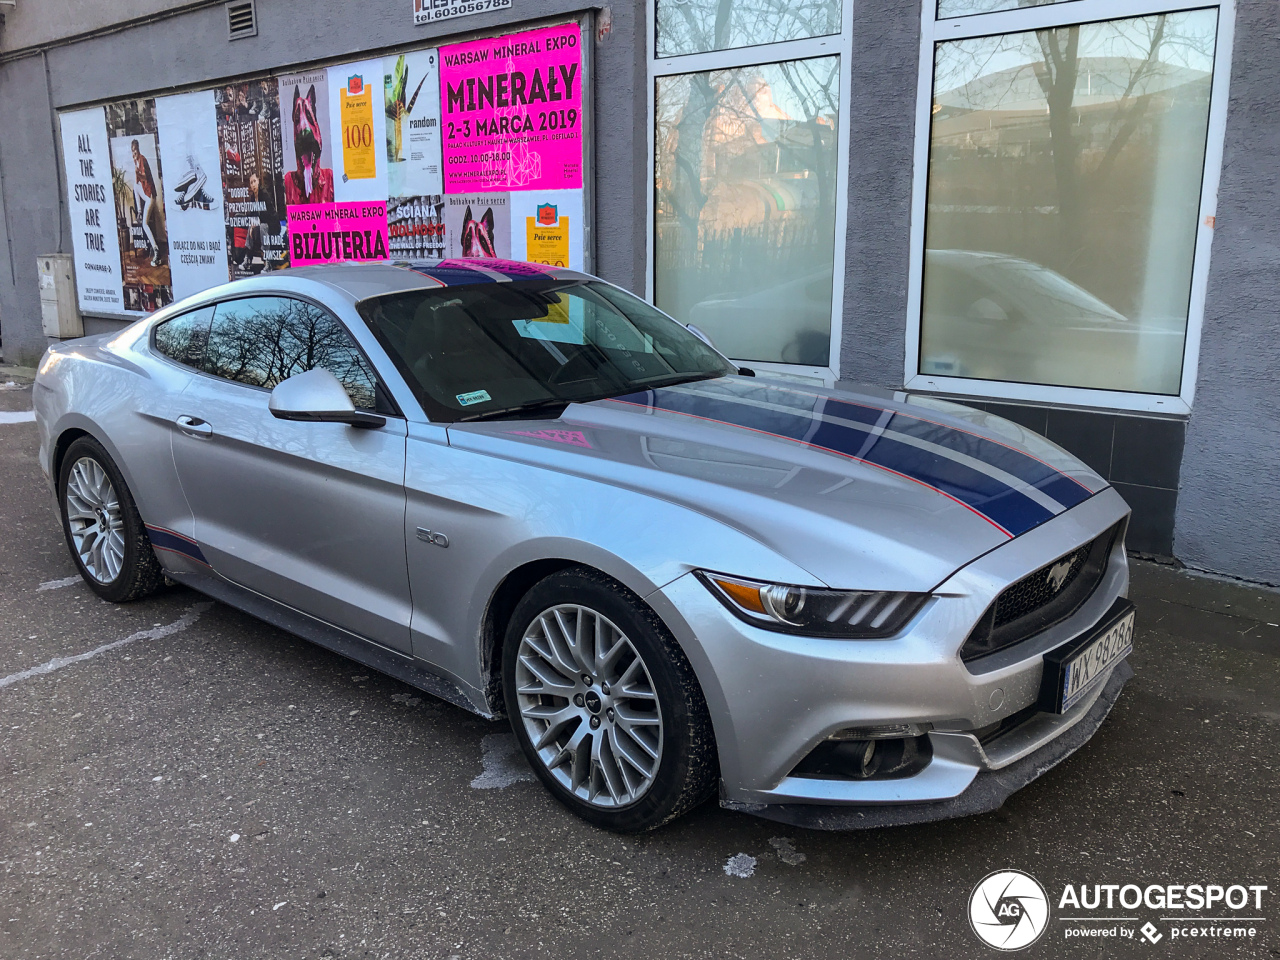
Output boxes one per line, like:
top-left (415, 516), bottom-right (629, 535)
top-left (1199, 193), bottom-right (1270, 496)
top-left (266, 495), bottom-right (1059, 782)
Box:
top-left (204, 297), bottom-right (378, 409)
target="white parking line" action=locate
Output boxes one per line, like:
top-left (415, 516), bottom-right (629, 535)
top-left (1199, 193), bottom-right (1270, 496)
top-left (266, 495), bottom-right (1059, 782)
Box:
top-left (0, 410), bottom-right (36, 424)
top-left (0, 602), bottom-right (213, 690)
top-left (37, 576), bottom-right (81, 592)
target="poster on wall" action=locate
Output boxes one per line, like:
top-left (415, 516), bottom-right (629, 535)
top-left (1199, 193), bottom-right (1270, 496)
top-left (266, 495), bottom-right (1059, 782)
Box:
top-left (105, 99), bottom-right (174, 314)
top-left (215, 81), bottom-right (289, 279)
top-left (278, 69), bottom-right (335, 206)
top-left (509, 189), bottom-right (582, 269)
top-left (444, 192), bottom-right (510, 259)
top-left (329, 60), bottom-right (389, 202)
top-left (413, 0), bottom-right (512, 27)
top-left (438, 23), bottom-right (584, 194)
top-left (154, 91), bottom-right (229, 300)
top-left (384, 50), bottom-right (443, 198)
top-left (388, 195), bottom-right (445, 259)
top-left (287, 202), bottom-right (390, 265)
top-left (60, 107), bottom-right (126, 314)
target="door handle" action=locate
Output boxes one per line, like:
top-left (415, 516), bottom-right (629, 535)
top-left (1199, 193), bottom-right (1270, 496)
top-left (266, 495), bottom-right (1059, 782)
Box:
top-left (176, 415), bottom-right (213, 439)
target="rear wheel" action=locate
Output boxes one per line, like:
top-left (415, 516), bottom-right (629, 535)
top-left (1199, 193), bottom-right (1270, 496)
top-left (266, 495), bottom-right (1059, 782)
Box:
top-left (502, 568), bottom-right (718, 832)
top-left (58, 436), bottom-right (164, 603)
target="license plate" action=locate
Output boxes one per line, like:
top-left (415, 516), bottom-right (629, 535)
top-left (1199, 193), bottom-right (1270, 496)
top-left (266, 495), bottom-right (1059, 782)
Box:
top-left (1038, 599), bottom-right (1135, 714)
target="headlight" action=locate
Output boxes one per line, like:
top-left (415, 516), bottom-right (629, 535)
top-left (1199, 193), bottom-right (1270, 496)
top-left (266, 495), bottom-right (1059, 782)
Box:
top-left (696, 572), bottom-right (929, 638)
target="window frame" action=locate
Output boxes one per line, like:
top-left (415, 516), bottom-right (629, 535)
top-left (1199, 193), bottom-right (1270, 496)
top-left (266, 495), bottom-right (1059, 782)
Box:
top-left (646, 0), bottom-right (856, 384)
top-left (904, 0), bottom-right (1235, 415)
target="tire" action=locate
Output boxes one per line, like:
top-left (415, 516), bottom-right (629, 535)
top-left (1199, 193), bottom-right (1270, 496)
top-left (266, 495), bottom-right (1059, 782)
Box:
top-left (502, 567), bottom-right (718, 832)
top-left (58, 435), bottom-right (165, 603)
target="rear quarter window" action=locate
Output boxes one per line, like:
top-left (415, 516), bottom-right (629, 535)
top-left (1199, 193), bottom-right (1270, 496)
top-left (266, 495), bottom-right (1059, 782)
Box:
top-left (152, 306), bottom-right (214, 368)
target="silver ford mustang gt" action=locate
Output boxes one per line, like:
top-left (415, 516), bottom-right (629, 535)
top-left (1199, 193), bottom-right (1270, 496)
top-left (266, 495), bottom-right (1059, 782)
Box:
top-left (34, 259), bottom-right (1135, 832)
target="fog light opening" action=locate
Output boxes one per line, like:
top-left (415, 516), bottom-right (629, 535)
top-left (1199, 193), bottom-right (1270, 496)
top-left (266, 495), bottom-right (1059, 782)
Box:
top-left (791, 734), bottom-right (933, 781)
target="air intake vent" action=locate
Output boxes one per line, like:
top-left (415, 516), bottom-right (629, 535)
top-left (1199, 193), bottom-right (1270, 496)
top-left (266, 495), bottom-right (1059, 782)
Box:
top-left (227, 0), bottom-right (257, 40)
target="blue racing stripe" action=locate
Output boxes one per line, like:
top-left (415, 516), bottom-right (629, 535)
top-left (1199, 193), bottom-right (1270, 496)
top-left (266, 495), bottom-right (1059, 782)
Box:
top-left (802, 392), bottom-right (1093, 511)
top-left (145, 525), bottom-right (209, 565)
top-left (614, 388), bottom-right (1068, 537)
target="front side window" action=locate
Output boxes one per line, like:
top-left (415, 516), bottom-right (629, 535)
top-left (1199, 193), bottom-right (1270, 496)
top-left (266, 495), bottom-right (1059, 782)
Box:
top-left (153, 305), bottom-right (214, 368)
top-left (916, 7), bottom-right (1220, 398)
top-left (358, 279), bottom-right (735, 420)
top-left (203, 296), bottom-right (380, 410)
top-left (654, 56), bottom-right (841, 367)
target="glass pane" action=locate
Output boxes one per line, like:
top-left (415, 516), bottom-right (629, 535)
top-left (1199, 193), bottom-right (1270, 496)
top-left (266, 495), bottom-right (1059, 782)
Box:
top-left (205, 297), bottom-right (379, 409)
top-left (920, 10), bottom-right (1217, 395)
top-left (654, 57), bottom-right (840, 366)
top-left (154, 306), bottom-right (213, 368)
top-left (657, 0), bottom-right (841, 57)
top-left (938, 0), bottom-right (1070, 18)
top-left (358, 279), bottom-right (734, 421)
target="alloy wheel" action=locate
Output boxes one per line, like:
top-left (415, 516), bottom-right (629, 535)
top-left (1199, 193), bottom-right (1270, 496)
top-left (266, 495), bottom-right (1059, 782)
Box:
top-left (64, 456), bottom-right (125, 584)
top-left (515, 604), bottom-right (664, 808)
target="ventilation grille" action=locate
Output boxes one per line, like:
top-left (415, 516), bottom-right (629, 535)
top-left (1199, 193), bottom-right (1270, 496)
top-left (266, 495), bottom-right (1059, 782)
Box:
top-left (227, 0), bottom-right (257, 40)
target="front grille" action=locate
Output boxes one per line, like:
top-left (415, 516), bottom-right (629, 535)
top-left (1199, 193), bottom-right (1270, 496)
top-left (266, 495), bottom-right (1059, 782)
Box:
top-left (961, 520), bottom-right (1123, 663)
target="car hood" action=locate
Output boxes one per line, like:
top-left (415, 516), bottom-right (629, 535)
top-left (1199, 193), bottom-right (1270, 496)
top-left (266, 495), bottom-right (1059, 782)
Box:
top-left (446, 376), bottom-right (1107, 591)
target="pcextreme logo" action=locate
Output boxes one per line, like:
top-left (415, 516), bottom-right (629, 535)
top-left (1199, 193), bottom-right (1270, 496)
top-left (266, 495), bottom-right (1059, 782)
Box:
top-left (968, 870), bottom-right (1269, 950)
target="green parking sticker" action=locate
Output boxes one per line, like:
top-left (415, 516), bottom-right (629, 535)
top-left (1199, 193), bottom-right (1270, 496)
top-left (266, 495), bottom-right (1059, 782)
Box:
top-left (456, 389), bottom-right (492, 406)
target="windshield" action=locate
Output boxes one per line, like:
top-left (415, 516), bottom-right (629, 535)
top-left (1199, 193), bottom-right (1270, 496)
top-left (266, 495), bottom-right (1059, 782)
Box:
top-left (357, 278), bottom-right (736, 421)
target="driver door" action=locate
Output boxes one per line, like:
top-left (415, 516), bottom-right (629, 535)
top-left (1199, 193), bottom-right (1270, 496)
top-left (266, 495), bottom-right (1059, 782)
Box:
top-left (169, 295), bottom-right (413, 654)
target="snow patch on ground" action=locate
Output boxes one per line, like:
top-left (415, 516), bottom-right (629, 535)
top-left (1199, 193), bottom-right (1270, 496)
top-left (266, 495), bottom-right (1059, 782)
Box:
top-left (724, 853), bottom-right (757, 878)
top-left (0, 410), bottom-right (36, 424)
top-left (470, 733), bottom-right (536, 789)
top-left (769, 837), bottom-right (807, 866)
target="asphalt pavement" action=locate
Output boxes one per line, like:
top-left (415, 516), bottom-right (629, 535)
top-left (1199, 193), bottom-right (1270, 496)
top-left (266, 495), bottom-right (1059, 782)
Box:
top-left (1, 378), bottom-right (1277, 959)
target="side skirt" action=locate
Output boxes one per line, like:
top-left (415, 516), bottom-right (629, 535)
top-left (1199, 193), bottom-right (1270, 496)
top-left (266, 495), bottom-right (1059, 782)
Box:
top-left (168, 568), bottom-right (493, 719)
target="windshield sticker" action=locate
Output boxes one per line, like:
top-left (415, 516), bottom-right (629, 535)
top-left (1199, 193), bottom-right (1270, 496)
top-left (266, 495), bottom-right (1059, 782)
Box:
top-left (456, 389), bottom-right (492, 406)
top-left (506, 428), bottom-right (591, 448)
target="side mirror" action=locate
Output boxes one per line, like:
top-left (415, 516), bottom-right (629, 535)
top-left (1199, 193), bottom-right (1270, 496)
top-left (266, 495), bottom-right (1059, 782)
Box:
top-left (268, 368), bottom-right (386, 429)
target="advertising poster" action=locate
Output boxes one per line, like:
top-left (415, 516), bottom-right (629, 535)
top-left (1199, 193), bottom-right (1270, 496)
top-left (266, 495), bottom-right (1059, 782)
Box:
top-left (388, 195), bottom-right (446, 260)
top-left (439, 24), bottom-right (585, 194)
top-left (444, 192), bottom-right (510, 259)
top-left (105, 99), bottom-right (174, 314)
top-left (215, 81), bottom-right (289, 278)
top-left (413, 0), bottom-right (511, 27)
top-left (384, 49), bottom-right (443, 198)
top-left (509, 189), bottom-right (583, 269)
top-left (154, 91), bottom-right (229, 301)
top-left (60, 107), bottom-right (125, 314)
top-left (278, 69), bottom-right (335, 207)
top-left (287, 201), bottom-right (390, 266)
top-left (329, 60), bottom-right (388, 202)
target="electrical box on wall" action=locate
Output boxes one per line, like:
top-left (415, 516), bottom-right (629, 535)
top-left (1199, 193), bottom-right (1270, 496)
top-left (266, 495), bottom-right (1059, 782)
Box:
top-left (37, 255), bottom-right (84, 339)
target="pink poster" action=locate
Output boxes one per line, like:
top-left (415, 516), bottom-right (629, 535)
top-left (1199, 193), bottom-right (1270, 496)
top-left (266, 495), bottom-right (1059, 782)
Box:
top-left (287, 201), bottom-right (389, 265)
top-left (439, 24), bottom-right (584, 193)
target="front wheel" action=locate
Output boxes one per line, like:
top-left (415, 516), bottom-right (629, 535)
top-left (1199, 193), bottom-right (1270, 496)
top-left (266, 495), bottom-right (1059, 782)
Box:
top-left (502, 568), bottom-right (718, 832)
top-left (58, 435), bottom-right (165, 603)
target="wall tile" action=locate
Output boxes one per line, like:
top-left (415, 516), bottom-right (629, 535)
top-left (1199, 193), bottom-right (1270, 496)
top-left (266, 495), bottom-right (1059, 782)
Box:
top-left (1112, 482), bottom-right (1177, 557)
top-left (1111, 417), bottom-right (1186, 489)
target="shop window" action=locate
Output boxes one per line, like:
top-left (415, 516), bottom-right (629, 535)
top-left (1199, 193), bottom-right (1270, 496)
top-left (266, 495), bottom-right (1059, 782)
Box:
top-left (656, 0), bottom-right (841, 57)
top-left (938, 0), bottom-right (1070, 18)
top-left (910, 3), bottom-right (1228, 407)
top-left (654, 57), bottom-right (840, 366)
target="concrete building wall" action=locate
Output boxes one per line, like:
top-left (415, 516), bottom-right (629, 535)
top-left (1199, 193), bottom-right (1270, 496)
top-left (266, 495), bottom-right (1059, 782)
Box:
top-left (1174, 0), bottom-right (1280, 585)
top-left (0, 0), bottom-right (199, 52)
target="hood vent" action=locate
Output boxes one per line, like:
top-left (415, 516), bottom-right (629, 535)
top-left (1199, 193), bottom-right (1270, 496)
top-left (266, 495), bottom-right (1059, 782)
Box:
top-left (227, 0), bottom-right (257, 40)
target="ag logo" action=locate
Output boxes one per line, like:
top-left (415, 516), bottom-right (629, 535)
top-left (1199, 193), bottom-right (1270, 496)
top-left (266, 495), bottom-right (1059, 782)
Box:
top-left (969, 870), bottom-right (1049, 951)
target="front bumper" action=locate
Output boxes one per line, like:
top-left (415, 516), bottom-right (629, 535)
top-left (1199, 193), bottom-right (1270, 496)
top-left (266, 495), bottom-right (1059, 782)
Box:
top-left (725, 659), bottom-right (1133, 829)
top-left (646, 485), bottom-right (1133, 822)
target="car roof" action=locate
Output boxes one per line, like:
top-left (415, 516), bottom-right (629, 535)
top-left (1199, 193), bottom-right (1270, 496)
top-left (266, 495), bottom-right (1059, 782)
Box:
top-left (286, 259), bottom-right (592, 303)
